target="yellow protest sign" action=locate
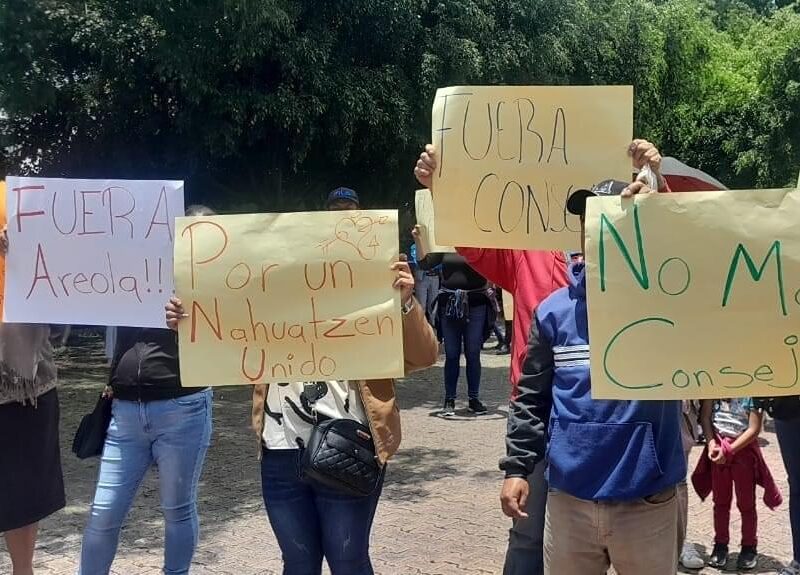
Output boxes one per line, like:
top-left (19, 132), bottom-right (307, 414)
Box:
top-left (585, 188), bottom-right (800, 400)
top-left (415, 189), bottom-right (455, 254)
top-left (502, 291), bottom-right (514, 319)
top-left (0, 181), bottom-right (5, 319)
top-left (431, 85), bottom-right (633, 251)
top-left (174, 210), bottom-right (403, 387)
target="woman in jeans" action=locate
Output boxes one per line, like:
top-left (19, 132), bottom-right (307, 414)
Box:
top-left (167, 257), bottom-right (438, 575)
top-left (78, 205), bottom-right (216, 575)
top-left (412, 226), bottom-right (492, 417)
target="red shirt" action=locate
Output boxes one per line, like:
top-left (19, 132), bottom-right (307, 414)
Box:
top-left (456, 247), bottom-right (569, 395)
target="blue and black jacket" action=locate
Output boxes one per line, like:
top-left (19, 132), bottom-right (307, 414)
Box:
top-left (500, 263), bottom-right (686, 500)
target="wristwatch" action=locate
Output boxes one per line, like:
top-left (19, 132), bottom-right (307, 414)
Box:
top-left (402, 298), bottom-right (415, 315)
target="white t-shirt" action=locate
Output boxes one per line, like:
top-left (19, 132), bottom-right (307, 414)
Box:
top-left (262, 381), bottom-right (368, 450)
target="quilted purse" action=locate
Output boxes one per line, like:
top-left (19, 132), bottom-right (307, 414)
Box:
top-left (300, 417), bottom-right (383, 497)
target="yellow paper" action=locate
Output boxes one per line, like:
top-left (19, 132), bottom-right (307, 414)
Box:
top-left (431, 86), bottom-right (633, 251)
top-left (0, 181), bottom-right (5, 319)
top-left (415, 189), bottom-right (455, 254)
top-left (502, 291), bottom-right (514, 318)
top-left (585, 188), bottom-right (800, 400)
top-left (174, 210), bottom-right (403, 387)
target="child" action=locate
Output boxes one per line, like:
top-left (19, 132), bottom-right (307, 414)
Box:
top-left (499, 178), bottom-right (686, 575)
top-left (694, 398), bottom-right (780, 571)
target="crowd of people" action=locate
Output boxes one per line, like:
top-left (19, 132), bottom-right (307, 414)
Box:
top-left (0, 139), bottom-right (798, 575)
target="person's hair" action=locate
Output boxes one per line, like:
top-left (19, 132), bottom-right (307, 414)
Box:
top-left (185, 204), bottom-right (216, 216)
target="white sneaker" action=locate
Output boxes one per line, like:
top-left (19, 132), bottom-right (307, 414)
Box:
top-left (680, 543), bottom-right (706, 570)
top-left (780, 560), bottom-right (800, 575)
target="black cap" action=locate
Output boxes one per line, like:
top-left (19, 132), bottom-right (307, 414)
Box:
top-left (326, 187), bottom-right (360, 207)
top-left (566, 180), bottom-right (629, 216)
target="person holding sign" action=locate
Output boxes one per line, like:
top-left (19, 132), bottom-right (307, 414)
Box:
top-left (415, 139), bottom-right (669, 575)
top-left (78, 205), bottom-right (216, 575)
top-left (0, 229), bottom-right (65, 575)
top-left (167, 191), bottom-right (438, 575)
top-left (499, 179), bottom-right (684, 575)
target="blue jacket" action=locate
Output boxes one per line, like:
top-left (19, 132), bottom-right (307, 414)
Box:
top-left (500, 263), bottom-right (686, 500)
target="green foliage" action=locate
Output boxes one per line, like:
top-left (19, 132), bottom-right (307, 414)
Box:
top-left (1, 0), bottom-right (799, 215)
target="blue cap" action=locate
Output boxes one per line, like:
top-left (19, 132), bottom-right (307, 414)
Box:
top-left (326, 187), bottom-right (360, 207)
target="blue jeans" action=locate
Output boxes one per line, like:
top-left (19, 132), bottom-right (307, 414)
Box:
top-left (441, 303), bottom-right (486, 400)
top-left (79, 389), bottom-right (213, 575)
top-left (261, 448), bottom-right (384, 575)
top-left (776, 417), bottom-right (800, 563)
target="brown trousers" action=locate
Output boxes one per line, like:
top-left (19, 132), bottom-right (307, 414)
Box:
top-left (544, 488), bottom-right (679, 575)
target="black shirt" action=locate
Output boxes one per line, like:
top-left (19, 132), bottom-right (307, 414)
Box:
top-left (110, 327), bottom-right (199, 401)
top-left (418, 252), bottom-right (489, 305)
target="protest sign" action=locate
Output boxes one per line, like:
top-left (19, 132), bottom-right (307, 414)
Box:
top-left (431, 85), bottom-right (632, 251)
top-left (0, 181), bottom-right (5, 319)
top-left (502, 291), bottom-right (514, 319)
top-left (415, 189), bottom-right (455, 254)
top-left (585, 188), bottom-right (800, 400)
top-left (4, 177), bottom-right (184, 327)
top-left (174, 210), bottom-right (403, 387)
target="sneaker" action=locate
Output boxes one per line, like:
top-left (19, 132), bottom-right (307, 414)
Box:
top-left (495, 345), bottom-right (510, 355)
top-left (441, 399), bottom-right (456, 417)
top-left (779, 560), bottom-right (800, 575)
top-left (737, 546), bottom-right (758, 571)
top-left (468, 398), bottom-right (488, 414)
top-left (709, 543), bottom-right (729, 569)
top-left (680, 543), bottom-right (705, 570)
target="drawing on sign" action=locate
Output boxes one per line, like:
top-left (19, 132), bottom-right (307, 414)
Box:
top-left (175, 211), bottom-right (403, 387)
top-left (5, 177), bottom-right (184, 327)
top-left (585, 188), bottom-right (800, 400)
top-left (431, 86), bottom-right (632, 250)
top-left (318, 213), bottom-right (391, 260)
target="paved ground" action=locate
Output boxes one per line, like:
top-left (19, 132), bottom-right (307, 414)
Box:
top-left (0, 335), bottom-right (794, 574)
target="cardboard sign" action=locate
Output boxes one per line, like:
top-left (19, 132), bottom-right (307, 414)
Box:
top-left (4, 177), bottom-right (184, 327)
top-left (415, 189), bottom-right (455, 254)
top-left (431, 85), bottom-right (633, 250)
top-left (0, 181), bottom-right (5, 319)
top-left (585, 188), bottom-right (800, 399)
top-left (174, 210), bottom-right (403, 387)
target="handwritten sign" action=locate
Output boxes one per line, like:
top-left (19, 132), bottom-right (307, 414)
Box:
top-left (502, 291), bottom-right (514, 319)
top-left (585, 188), bottom-right (800, 400)
top-left (4, 177), bottom-right (184, 327)
top-left (415, 189), bottom-right (455, 254)
top-left (174, 210), bottom-right (403, 387)
top-left (0, 181), bottom-right (5, 319)
top-left (431, 86), bottom-right (632, 250)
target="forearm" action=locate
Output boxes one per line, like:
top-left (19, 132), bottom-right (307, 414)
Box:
top-left (729, 428), bottom-right (759, 454)
top-left (414, 238), bottom-right (429, 263)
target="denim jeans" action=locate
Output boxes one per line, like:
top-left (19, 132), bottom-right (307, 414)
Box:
top-left (776, 417), bottom-right (800, 563)
top-left (261, 448), bottom-right (384, 575)
top-left (441, 303), bottom-right (486, 400)
top-left (79, 389), bottom-right (213, 575)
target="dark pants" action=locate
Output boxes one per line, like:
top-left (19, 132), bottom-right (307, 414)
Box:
top-left (503, 460), bottom-right (546, 575)
top-left (441, 304), bottom-right (486, 400)
top-left (776, 417), bottom-right (800, 562)
top-left (261, 448), bottom-right (384, 575)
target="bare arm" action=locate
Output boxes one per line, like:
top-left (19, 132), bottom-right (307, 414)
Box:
top-left (728, 410), bottom-right (763, 454)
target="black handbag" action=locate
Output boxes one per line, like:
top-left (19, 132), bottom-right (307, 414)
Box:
top-left (299, 417), bottom-right (383, 497)
top-left (72, 393), bottom-right (112, 459)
